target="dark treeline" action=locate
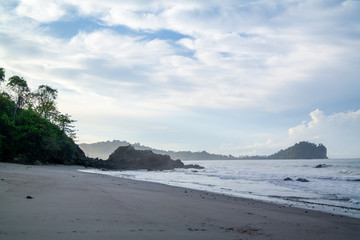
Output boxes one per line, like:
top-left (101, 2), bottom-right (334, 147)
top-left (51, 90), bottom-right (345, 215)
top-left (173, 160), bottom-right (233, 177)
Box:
top-left (0, 67), bottom-right (87, 165)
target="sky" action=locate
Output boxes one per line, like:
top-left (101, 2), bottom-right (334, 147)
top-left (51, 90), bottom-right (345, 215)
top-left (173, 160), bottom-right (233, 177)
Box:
top-left (0, 0), bottom-right (359, 158)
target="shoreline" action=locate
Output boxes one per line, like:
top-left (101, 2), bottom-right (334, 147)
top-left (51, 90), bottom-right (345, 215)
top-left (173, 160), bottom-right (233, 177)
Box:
top-left (1, 162), bottom-right (360, 239)
top-left (81, 160), bottom-right (360, 219)
top-left (81, 168), bottom-right (360, 219)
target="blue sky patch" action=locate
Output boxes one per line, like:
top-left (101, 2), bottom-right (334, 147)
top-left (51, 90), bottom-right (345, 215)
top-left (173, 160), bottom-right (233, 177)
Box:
top-left (140, 29), bottom-right (191, 41)
top-left (42, 18), bottom-right (102, 39)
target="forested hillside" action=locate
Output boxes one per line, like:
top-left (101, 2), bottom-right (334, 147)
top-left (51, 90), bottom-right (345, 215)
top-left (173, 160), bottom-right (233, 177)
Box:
top-left (0, 67), bottom-right (87, 165)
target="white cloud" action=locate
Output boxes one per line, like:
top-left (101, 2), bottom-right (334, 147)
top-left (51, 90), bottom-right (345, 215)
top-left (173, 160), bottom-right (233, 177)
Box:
top-left (288, 109), bottom-right (360, 158)
top-left (4, 1), bottom-right (359, 113)
top-left (69, 29), bottom-right (174, 67)
top-left (16, 0), bottom-right (66, 23)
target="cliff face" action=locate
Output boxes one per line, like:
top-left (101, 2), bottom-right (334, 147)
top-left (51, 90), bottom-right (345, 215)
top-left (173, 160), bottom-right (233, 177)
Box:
top-left (91, 145), bottom-right (203, 170)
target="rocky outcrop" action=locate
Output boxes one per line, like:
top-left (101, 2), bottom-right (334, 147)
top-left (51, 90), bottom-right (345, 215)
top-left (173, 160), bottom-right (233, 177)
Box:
top-left (314, 164), bottom-right (330, 168)
top-left (296, 178), bottom-right (309, 182)
top-left (92, 145), bottom-right (203, 171)
top-left (283, 177), bottom-right (310, 182)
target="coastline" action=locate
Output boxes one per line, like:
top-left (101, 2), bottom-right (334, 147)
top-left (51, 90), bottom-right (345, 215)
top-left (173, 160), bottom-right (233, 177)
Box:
top-left (82, 158), bottom-right (360, 218)
top-left (1, 162), bottom-right (359, 240)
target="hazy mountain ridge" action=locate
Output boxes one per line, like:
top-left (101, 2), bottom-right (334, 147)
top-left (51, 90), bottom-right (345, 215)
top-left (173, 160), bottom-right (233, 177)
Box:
top-left (79, 140), bottom-right (327, 160)
top-left (79, 140), bottom-right (129, 159)
top-left (79, 140), bottom-right (237, 160)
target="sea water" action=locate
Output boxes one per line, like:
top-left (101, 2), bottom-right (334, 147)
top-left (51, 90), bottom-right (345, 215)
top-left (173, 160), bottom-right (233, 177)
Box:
top-left (80, 158), bottom-right (360, 218)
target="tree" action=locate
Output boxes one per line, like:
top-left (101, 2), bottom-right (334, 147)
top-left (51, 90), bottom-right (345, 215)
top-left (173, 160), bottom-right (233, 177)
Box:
top-left (0, 93), bottom-right (16, 158)
top-left (33, 85), bottom-right (58, 120)
top-left (0, 68), bottom-right (85, 165)
top-left (55, 113), bottom-right (77, 139)
top-left (7, 76), bottom-right (30, 120)
top-left (0, 68), bottom-right (4, 82)
top-left (0, 68), bottom-right (5, 91)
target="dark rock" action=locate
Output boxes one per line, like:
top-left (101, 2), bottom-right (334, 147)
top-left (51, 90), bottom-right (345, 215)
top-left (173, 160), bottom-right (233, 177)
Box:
top-left (184, 164), bottom-right (204, 169)
top-left (26, 196), bottom-right (33, 199)
top-left (296, 178), bottom-right (309, 182)
top-left (283, 177), bottom-right (293, 181)
top-left (315, 164), bottom-right (330, 168)
top-left (95, 145), bottom-right (203, 171)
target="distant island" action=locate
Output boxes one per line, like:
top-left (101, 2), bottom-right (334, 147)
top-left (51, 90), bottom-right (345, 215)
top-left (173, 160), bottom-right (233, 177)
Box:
top-left (267, 141), bottom-right (327, 159)
top-left (79, 140), bottom-right (328, 160)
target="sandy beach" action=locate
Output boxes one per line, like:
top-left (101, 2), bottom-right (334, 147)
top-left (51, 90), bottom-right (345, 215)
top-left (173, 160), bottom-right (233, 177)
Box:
top-left (1, 162), bottom-right (359, 240)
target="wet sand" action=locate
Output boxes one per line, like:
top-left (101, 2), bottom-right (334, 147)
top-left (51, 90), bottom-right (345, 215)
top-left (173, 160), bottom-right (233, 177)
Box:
top-left (0, 162), bottom-right (359, 240)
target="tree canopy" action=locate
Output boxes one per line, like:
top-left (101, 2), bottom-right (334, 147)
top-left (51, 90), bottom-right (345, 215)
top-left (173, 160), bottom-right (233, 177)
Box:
top-left (33, 84), bottom-right (58, 120)
top-left (0, 67), bottom-right (86, 165)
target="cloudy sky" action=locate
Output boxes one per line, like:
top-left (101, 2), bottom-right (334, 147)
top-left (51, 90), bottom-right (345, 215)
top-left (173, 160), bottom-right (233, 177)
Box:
top-left (1, 0), bottom-right (359, 158)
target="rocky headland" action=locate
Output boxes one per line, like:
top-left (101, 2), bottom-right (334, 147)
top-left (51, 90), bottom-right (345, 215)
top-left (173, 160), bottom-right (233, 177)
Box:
top-left (88, 145), bottom-right (203, 171)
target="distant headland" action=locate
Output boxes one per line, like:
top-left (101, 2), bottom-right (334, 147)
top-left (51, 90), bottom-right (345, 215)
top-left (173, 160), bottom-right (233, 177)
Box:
top-left (267, 141), bottom-right (327, 159)
top-left (79, 141), bottom-right (328, 161)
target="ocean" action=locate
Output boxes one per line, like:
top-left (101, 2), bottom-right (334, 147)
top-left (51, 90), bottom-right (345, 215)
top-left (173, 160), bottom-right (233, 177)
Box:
top-left (80, 158), bottom-right (360, 218)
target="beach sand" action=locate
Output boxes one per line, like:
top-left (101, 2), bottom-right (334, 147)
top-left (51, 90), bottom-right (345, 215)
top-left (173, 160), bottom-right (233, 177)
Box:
top-left (1, 162), bottom-right (359, 240)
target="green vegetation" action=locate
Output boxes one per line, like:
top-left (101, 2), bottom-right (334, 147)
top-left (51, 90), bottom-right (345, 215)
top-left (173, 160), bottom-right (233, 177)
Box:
top-left (0, 67), bottom-right (86, 165)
